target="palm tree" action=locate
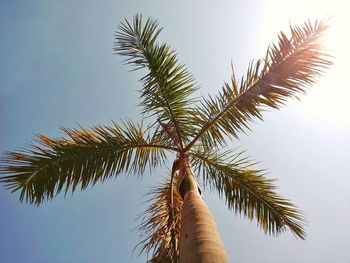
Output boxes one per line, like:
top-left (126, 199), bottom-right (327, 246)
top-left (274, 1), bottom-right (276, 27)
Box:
top-left (0, 14), bottom-right (331, 262)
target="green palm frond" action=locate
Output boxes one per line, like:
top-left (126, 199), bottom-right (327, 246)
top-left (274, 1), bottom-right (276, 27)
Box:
top-left (136, 176), bottom-right (182, 263)
top-left (189, 148), bottom-right (306, 239)
top-left (114, 14), bottom-right (198, 148)
top-left (186, 20), bottom-right (332, 150)
top-left (0, 121), bottom-right (175, 205)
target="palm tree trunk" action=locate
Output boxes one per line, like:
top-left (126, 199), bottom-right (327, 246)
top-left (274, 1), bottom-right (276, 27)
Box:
top-left (178, 162), bottom-right (228, 263)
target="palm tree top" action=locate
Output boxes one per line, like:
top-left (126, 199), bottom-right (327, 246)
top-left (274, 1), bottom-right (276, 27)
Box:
top-left (0, 14), bottom-right (331, 261)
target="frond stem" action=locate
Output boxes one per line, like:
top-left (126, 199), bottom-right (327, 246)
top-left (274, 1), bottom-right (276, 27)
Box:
top-left (184, 89), bottom-right (250, 151)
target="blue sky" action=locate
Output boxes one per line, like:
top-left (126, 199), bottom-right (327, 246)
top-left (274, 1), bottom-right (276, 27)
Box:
top-left (1, 1), bottom-right (349, 262)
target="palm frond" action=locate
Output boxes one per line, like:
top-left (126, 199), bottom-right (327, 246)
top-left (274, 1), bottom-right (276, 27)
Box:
top-left (136, 176), bottom-right (183, 263)
top-left (189, 147), bottom-right (306, 239)
top-left (114, 14), bottom-right (198, 148)
top-left (0, 121), bottom-right (176, 205)
top-left (186, 20), bottom-right (332, 150)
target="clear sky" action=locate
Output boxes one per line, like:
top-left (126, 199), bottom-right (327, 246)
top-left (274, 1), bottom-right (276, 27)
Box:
top-left (1, 1), bottom-right (349, 262)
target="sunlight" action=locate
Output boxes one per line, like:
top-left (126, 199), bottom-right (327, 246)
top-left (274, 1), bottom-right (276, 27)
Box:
top-left (262, 0), bottom-right (350, 128)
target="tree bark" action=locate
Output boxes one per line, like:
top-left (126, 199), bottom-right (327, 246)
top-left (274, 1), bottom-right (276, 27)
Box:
top-left (178, 163), bottom-right (228, 263)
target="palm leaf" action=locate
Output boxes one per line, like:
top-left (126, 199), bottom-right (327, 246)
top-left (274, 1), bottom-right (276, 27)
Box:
top-left (189, 147), bottom-right (306, 239)
top-left (114, 14), bottom-right (198, 148)
top-left (0, 121), bottom-right (176, 205)
top-left (186, 20), bottom-right (332, 150)
top-left (136, 176), bottom-right (182, 263)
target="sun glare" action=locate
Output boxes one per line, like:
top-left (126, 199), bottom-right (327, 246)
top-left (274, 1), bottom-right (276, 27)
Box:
top-left (262, 0), bottom-right (350, 128)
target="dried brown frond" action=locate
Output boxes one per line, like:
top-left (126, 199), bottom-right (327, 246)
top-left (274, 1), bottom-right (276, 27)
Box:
top-left (136, 176), bottom-right (183, 263)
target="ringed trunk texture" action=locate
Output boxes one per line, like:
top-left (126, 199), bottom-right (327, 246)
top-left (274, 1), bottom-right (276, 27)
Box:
top-left (178, 165), bottom-right (228, 263)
